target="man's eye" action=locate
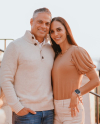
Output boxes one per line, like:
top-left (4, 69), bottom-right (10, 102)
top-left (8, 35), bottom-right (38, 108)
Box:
top-left (46, 23), bottom-right (50, 26)
top-left (38, 21), bottom-right (42, 23)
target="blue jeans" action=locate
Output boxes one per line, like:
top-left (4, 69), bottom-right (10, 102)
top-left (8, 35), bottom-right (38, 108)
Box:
top-left (12, 109), bottom-right (54, 124)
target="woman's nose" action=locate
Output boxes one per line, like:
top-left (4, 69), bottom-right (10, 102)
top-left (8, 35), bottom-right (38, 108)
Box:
top-left (54, 31), bottom-right (58, 36)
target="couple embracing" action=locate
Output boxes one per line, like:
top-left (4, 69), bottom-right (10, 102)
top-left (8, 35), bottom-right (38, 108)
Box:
top-left (0, 7), bottom-right (99, 124)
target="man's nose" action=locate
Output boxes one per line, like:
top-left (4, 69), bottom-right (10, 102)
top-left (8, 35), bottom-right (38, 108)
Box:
top-left (41, 23), bottom-right (46, 28)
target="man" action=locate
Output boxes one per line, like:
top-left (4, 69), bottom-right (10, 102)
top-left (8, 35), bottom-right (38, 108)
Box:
top-left (1, 8), bottom-right (55, 124)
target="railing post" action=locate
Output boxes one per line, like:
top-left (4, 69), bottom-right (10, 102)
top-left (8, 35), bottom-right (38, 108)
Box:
top-left (4, 39), bottom-right (6, 50)
top-left (96, 86), bottom-right (99, 124)
top-left (0, 39), bottom-right (14, 50)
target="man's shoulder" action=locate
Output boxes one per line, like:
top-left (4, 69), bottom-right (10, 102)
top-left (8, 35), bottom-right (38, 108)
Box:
top-left (13, 36), bottom-right (24, 44)
top-left (5, 36), bottom-right (25, 52)
top-left (9, 35), bottom-right (26, 49)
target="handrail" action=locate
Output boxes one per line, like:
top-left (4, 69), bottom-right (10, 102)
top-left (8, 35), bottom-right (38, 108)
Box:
top-left (0, 39), bottom-right (14, 50)
top-left (0, 49), bottom-right (4, 52)
top-left (89, 91), bottom-right (100, 97)
top-left (0, 39), bottom-right (14, 40)
top-left (90, 87), bottom-right (99, 124)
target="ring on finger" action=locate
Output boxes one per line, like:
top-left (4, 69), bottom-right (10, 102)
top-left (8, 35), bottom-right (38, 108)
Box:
top-left (73, 108), bottom-right (75, 110)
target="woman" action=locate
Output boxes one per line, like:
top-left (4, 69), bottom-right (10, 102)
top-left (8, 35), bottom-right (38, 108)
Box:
top-left (49, 17), bottom-right (100, 124)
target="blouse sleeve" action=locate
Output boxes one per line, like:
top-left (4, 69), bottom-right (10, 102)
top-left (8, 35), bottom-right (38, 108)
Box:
top-left (71, 46), bottom-right (96, 74)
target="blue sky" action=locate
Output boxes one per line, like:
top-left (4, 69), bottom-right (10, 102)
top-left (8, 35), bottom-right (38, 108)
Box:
top-left (0, 0), bottom-right (100, 65)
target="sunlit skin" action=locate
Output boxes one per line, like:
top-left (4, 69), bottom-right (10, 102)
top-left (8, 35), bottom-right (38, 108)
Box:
top-left (50, 21), bottom-right (71, 53)
top-left (0, 99), bottom-right (3, 108)
top-left (30, 12), bottom-right (51, 43)
top-left (50, 20), bottom-right (100, 117)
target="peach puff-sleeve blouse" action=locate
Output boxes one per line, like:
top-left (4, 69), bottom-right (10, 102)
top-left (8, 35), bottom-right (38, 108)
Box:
top-left (52, 45), bottom-right (96, 100)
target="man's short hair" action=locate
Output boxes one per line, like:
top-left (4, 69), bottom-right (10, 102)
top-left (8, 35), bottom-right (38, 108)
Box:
top-left (32, 7), bottom-right (52, 19)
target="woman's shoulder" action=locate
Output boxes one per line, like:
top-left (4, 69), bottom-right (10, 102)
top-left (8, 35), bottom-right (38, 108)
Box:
top-left (71, 45), bottom-right (92, 61)
top-left (71, 45), bottom-right (96, 74)
top-left (71, 45), bottom-right (91, 59)
top-left (71, 45), bottom-right (87, 53)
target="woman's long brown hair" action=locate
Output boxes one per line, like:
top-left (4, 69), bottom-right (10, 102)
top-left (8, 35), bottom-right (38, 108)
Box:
top-left (49, 17), bottom-right (78, 58)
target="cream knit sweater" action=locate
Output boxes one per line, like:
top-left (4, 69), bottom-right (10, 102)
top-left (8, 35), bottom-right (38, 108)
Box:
top-left (1, 31), bottom-right (55, 114)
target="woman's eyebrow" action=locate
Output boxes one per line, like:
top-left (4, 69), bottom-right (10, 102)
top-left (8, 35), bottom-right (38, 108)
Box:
top-left (57, 27), bottom-right (61, 29)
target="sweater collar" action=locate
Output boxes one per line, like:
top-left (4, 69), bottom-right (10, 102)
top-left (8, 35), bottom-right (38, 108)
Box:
top-left (23, 30), bottom-right (49, 45)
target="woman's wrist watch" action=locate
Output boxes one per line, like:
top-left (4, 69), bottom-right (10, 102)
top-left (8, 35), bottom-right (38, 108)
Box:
top-left (74, 89), bottom-right (81, 97)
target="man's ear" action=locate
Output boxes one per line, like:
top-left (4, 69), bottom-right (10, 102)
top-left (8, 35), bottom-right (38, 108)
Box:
top-left (30, 18), bottom-right (33, 26)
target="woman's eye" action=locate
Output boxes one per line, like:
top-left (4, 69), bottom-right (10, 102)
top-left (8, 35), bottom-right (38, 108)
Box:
top-left (57, 28), bottom-right (61, 31)
top-left (50, 31), bottom-right (54, 34)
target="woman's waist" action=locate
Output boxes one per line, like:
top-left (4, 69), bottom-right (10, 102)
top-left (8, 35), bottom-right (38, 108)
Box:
top-left (54, 98), bottom-right (71, 105)
top-left (54, 98), bottom-right (83, 109)
top-left (53, 87), bottom-right (79, 100)
top-left (54, 94), bottom-right (71, 100)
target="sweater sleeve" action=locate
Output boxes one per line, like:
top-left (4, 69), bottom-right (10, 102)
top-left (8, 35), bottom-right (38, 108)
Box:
top-left (1, 42), bottom-right (24, 113)
top-left (71, 46), bottom-right (96, 74)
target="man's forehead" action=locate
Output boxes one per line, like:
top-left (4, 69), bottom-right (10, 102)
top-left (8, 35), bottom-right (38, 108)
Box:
top-left (37, 18), bottom-right (51, 23)
top-left (35, 13), bottom-right (51, 21)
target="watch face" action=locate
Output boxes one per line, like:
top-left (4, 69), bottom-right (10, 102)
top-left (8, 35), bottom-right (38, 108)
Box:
top-left (75, 89), bottom-right (80, 94)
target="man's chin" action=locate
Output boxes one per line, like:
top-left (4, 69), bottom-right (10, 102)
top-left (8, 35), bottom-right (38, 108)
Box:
top-left (38, 34), bottom-right (47, 39)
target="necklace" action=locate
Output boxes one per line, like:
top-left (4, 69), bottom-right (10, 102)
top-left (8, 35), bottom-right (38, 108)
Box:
top-left (60, 45), bottom-right (72, 57)
top-left (60, 49), bottom-right (68, 57)
top-left (60, 49), bottom-right (68, 56)
top-left (61, 49), bottom-right (68, 54)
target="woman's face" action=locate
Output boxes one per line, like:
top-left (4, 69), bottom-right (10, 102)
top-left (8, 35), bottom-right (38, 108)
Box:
top-left (50, 20), bottom-right (67, 45)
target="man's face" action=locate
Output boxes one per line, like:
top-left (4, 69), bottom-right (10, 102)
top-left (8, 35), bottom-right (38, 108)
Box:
top-left (30, 12), bottom-right (51, 42)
